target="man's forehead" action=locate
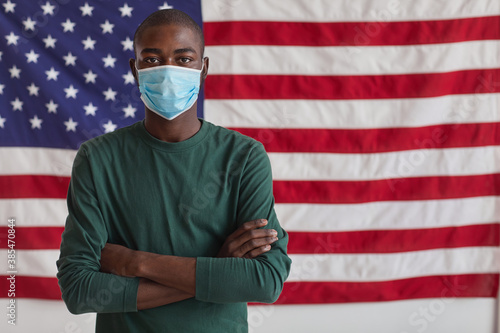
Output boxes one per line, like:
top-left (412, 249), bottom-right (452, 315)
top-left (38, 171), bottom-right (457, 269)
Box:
top-left (135, 24), bottom-right (201, 51)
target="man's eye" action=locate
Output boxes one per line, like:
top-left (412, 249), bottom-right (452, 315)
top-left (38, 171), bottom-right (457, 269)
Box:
top-left (145, 58), bottom-right (159, 64)
top-left (180, 58), bottom-right (191, 63)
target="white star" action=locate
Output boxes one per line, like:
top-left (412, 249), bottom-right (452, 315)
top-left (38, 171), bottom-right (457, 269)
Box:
top-left (64, 84), bottom-right (78, 99)
top-left (22, 17), bottom-right (36, 31)
top-left (11, 97), bottom-right (23, 111)
top-left (9, 65), bottom-right (21, 79)
top-left (0, 51), bottom-right (2, 61)
top-left (0, 115), bottom-right (6, 128)
top-left (102, 53), bottom-right (116, 68)
top-left (43, 34), bottom-right (57, 48)
top-left (63, 52), bottom-right (77, 66)
top-left (102, 87), bottom-right (117, 101)
top-left (82, 36), bottom-right (96, 50)
top-left (103, 120), bottom-right (117, 133)
top-left (123, 104), bottom-right (137, 118)
top-left (118, 3), bottom-right (133, 17)
top-left (158, 2), bottom-right (173, 10)
top-left (40, 1), bottom-right (55, 15)
top-left (5, 31), bottom-right (19, 45)
top-left (45, 67), bottom-right (59, 81)
top-left (26, 82), bottom-right (40, 96)
top-left (3, 0), bottom-right (15, 13)
top-left (61, 18), bottom-right (76, 32)
top-left (25, 49), bottom-right (40, 63)
top-left (121, 36), bottom-right (133, 51)
top-left (29, 115), bottom-right (43, 129)
top-left (0, 83), bottom-right (4, 94)
top-left (100, 20), bottom-right (114, 34)
top-left (79, 2), bottom-right (93, 16)
top-left (45, 99), bottom-right (58, 113)
top-left (83, 102), bottom-right (97, 116)
top-left (83, 69), bottom-right (97, 84)
top-left (122, 71), bottom-right (135, 85)
top-left (64, 117), bottom-right (78, 132)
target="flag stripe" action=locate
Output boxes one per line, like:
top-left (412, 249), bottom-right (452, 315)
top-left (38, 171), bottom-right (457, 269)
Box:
top-left (0, 276), bottom-right (61, 300)
top-left (0, 226), bottom-right (64, 250)
top-left (269, 147), bottom-right (500, 181)
top-left (232, 123), bottom-right (500, 154)
top-left (0, 199), bottom-right (67, 227)
top-left (287, 224), bottom-right (500, 254)
top-left (287, 247), bottom-right (499, 282)
top-left (1, 274), bottom-right (496, 303)
top-left (3, 247), bottom-right (498, 281)
top-left (204, 16), bottom-right (500, 47)
top-left (3, 224), bottom-right (497, 252)
top-left (274, 174), bottom-right (500, 204)
top-left (206, 41), bottom-right (500, 75)
top-left (2, 196), bottom-right (496, 231)
top-left (0, 175), bottom-right (70, 199)
top-left (275, 197), bottom-right (500, 232)
top-left (202, 0), bottom-right (500, 22)
top-left (204, 94), bottom-right (500, 129)
top-left (274, 274), bottom-right (499, 304)
top-left (6, 174), bottom-right (500, 202)
top-left (205, 68), bottom-right (500, 100)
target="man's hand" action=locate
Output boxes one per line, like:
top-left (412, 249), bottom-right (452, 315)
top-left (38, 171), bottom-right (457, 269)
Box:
top-left (100, 243), bottom-right (140, 277)
top-left (217, 219), bottom-right (278, 258)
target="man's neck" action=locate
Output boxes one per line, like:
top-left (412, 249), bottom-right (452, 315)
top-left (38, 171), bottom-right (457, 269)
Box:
top-left (143, 106), bottom-right (201, 143)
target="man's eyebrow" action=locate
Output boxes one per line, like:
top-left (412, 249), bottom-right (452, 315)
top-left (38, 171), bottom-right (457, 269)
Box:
top-left (140, 48), bottom-right (163, 55)
top-left (174, 47), bottom-right (197, 55)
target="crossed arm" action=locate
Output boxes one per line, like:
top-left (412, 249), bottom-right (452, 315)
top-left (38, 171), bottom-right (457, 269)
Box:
top-left (99, 219), bottom-right (278, 310)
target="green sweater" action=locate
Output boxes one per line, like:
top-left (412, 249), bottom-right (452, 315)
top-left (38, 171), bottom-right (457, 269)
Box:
top-left (56, 119), bottom-right (291, 332)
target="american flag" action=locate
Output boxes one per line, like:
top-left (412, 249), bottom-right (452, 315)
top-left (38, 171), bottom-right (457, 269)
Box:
top-left (1, 0), bottom-right (499, 332)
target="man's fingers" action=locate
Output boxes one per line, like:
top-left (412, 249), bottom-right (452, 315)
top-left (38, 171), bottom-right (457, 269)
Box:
top-left (237, 236), bottom-right (278, 258)
top-left (243, 245), bottom-right (272, 259)
top-left (227, 219), bottom-right (268, 241)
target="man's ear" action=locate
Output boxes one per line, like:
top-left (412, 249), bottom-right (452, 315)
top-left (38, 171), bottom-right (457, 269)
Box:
top-left (129, 58), bottom-right (138, 86)
top-left (201, 57), bottom-right (209, 81)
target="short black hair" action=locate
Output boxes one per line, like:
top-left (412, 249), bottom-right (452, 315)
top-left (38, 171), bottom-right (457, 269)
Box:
top-left (133, 9), bottom-right (205, 56)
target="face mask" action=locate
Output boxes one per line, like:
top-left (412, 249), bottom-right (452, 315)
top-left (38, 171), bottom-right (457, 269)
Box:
top-left (137, 64), bottom-right (203, 120)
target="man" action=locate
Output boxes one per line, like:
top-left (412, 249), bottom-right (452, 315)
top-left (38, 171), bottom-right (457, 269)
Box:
top-left (56, 8), bottom-right (291, 333)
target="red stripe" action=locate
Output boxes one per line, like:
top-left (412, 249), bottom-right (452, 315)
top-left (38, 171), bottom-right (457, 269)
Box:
top-left (205, 16), bottom-right (500, 46)
top-left (204, 68), bottom-right (500, 100)
top-left (6, 174), bottom-right (500, 203)
top-left (2, 274), bottom-right (496, 303)
top-left (0, 175), bottom-right (69, 199)
top-left (0, 227), bottom-right (64, 250)
top-left (274, 173), bottom-right (500, 203)
top-left (0, 276), bottom-right (62, 300)
top-left (288, 224), bottom-right (500, 254)
top-left (263, 274), bottom-right (500, 304)
top-left (231, 123), bottom-right (500, 153)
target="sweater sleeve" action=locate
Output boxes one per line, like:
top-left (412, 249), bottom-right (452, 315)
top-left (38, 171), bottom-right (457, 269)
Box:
top-left (195, 142), bottom-right (292, 303)
top-left (56, 146), bottom-right (140, 314)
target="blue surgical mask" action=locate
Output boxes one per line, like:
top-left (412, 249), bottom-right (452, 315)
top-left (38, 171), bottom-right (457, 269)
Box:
top-left (137, 64), bottom-right (203, 120)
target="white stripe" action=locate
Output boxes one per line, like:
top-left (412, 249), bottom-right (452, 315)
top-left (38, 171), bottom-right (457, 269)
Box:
top-left (0, 300), bottom-right (96, 332)
top-left (0, 199), bottom-right (67, 227)
top-left (1, 250), bottom-right (59, 277)
top-left (276, 197), bottom-right (500, 232)
top-left (0, 299), bottom-right (494, 333)
top-left (3, 196), bottom-right (497, 232)
top-left (269, 146), bottom-right (500, 181)
top-left (248, 299), bottom-right (496, 333)
top-left (204, 93), bottom-right (500, 129)
top-left (0, 147), bottom-right (76, 175)
top-left (7, 247), bottom-right (498, 281)
top-left (206, 41), bottom-right (500, 75)
top-left (202, 0), bottom-right (500, 22)
top-left (287, 247), bottom-right (500, 282)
